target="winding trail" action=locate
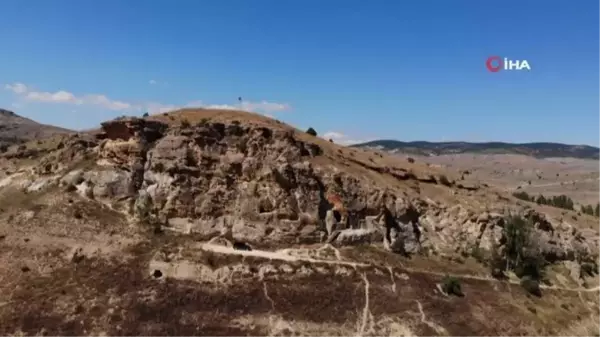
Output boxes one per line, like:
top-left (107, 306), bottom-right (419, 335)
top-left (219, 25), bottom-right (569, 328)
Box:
top-left (199, 243), bottom-right (600, 293)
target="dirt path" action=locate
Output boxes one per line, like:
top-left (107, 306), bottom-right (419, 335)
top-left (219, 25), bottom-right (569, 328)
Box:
top-left (199, 243), bottom-right (600, 293)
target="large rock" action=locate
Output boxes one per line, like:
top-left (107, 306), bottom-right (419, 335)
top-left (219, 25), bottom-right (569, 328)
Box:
top-left (14, 116), bottom-right (598, 273)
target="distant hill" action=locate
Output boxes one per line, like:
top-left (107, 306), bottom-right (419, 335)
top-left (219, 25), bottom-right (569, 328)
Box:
top-left (352, 140), bottom-right (600, 159)
top-left (0, 108), bottom-right (74, 149)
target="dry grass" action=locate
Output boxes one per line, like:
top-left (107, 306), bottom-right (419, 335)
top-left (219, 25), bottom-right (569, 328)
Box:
top-left (0, 108), bottom-right (598, 335)
top-left (0, 209), bottom-right (597, 336)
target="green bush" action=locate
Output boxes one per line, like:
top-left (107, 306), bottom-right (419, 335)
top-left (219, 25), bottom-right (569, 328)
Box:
top-left (306, 127), bottom-right (317, 136)
top-left (489, 214), bottom-right (547, 285)
top-left (441, 275), bottom-right (464, 297)
top-left (181, 119), bottom-right (191, 128)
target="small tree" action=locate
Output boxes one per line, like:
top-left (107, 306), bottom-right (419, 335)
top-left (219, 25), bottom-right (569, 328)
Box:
top-left (536, 195), bottom-right (546, 205)
top-left (491, 214), bottom-right (547, 281)
top-left (581, 205), bottom-right (593, 216)
top-left (142, 112), bottom-right (149, 117)
top-left (306, 127), bottom-right (317, 136)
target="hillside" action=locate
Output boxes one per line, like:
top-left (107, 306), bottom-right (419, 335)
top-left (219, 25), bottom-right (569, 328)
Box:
top-left (0, 108), bottom-right (598, 336)
top-left (0, 108), bottom-right (74, 150)
top-left (353, 140), bottom-right (600, 159)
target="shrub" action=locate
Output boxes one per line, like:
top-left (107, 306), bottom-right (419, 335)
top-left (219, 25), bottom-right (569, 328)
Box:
top-left (580, 263), bottom-right (598, 277)
top-left (520, 276), bottom-right (541, 297)
top-left (142, 112), bottom-right (149, 117)
top-left (513, 191), bottom-right (533, 202)
top-left (181, 119), bottom-right (191, 128)
top-left (153, 162), bottom-right (165, 172)
top-left (437, 174), bottom-right (452, 186)
top-left (407, 157), bottom-right (415, 163)
top-left (306, 127), bottom-right (317, 136)
top-left (441, 275), bottom-right (464, 297)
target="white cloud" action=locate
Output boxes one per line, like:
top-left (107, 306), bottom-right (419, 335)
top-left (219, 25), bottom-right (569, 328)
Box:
top-left (145, 102), bottom-right (181, 114)
top-left (149, 79), bottom-right (169, 86)
top-left (5, 83), bottom-right (28, 94)
top-left (322, 130), bottom-right (371, 146)
top-left (145, 100), bottom-right (291, 116)
top-left (4, 82), bottom-right (291, 117)
top-left (5, 82), bottom-right (137, 111)
top-left (323, 131), bottom-right (345, 140)
top-left (206, 101), bottom-right (291, 114)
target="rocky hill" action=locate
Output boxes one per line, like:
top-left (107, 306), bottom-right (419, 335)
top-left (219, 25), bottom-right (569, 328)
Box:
top-left (0, 108), bottom-right (598, 336)
top-left (0, 108), bottom-right (74, 150)
top-left (353, 140), bottom-right (600, 159)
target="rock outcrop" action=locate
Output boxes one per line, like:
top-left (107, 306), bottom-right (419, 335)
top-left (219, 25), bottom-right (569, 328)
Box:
top-left (3, 114), bottom-right (599, 272)
top-left (2, 110), bottom-right (600, 337)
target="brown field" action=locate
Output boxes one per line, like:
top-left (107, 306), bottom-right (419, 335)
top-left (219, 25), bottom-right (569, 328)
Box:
top-left (410, 153), bottom-right (599, 206)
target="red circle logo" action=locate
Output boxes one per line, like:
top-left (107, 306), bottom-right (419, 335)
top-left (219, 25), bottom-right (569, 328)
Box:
top-left (486, 56), bottom-right (502, 72)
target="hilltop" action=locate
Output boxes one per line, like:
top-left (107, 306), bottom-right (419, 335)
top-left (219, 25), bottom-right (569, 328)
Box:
top-left (0, 108), bottom-right (597, 336)
top-left (353, 140), bottom-right (600, 160)
top-left (0, 108), bottom-right (73, 150)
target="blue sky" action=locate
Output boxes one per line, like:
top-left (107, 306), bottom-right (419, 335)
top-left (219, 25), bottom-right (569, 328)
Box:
top-left (0, 0), bottom-right (598, 145)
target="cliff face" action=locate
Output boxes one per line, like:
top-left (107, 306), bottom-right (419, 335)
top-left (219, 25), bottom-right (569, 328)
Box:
top-left (52, 117), bottom-right (598, 260)
top-left (0, 110), bottom-right (598, 336)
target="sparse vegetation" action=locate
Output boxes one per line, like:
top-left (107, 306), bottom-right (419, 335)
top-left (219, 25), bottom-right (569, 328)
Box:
top-left (180, 119), bottom-right (191, 128)
top-left (581, 204), bottom-right (593, 216)
top-left (306, 127), bottom-right (317, 136)
top-left (513, 191), bottom-right (575, 211)
top-left (142, 112), bottom-right (149, 117)
top-left (513, 191), bottom-right (533, 201)
top-left (489, 214), bottom-right (548, 295)
top-left (197, 118), bottom-right (210, 126)
top-left (581, 203), bottom-right (599, 217)
top-left (441, 275), bottom-right (464, 297)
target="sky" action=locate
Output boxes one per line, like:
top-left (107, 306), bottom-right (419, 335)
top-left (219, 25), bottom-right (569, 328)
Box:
top-left (0, 0), bottom-right (598, 146)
